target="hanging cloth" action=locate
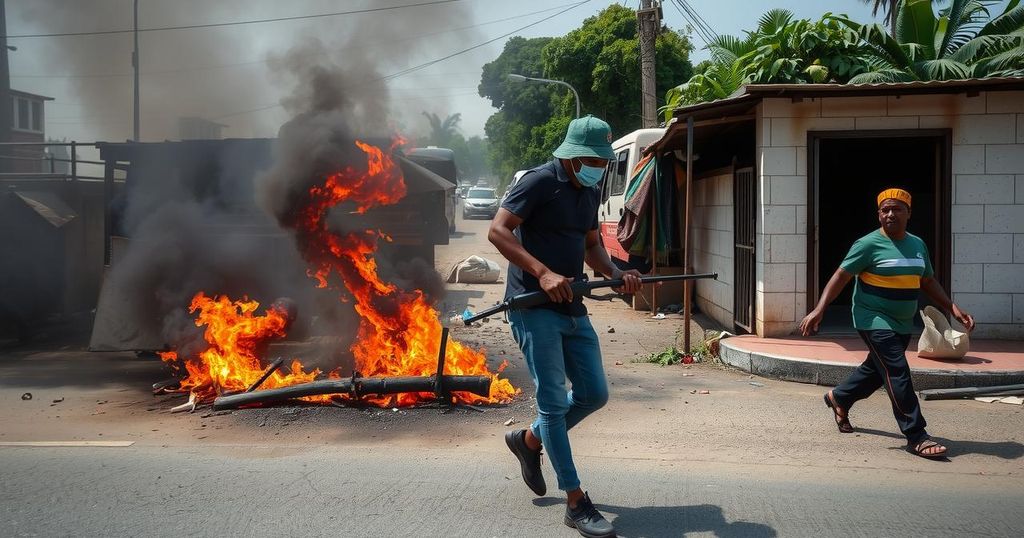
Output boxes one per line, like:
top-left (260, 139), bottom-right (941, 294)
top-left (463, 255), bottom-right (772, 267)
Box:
top-left (616, 154), bottom-right (657, 253)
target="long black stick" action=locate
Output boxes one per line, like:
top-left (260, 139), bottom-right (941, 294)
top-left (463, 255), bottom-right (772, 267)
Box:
top-left (212, 375), bottom-right (492, 410)
top-left (464, 272), bottom-right (717, 325)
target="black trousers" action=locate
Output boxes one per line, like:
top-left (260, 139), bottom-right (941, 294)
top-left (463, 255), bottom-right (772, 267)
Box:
top-left (832, 329), bottom-right (928, 444)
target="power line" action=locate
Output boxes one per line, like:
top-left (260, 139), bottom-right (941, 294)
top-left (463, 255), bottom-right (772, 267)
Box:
top-left (3, 0), bottom-right (462, 39)
top-left (670, 0), bottom-right (712, 46)
top-left (9, 3), bottom-right (579, 80)
top-left (377, 1), bottom-right (591, 84)
top-left (215, 0), bottom-right (594, 120)
top-left (679, 0), bottom-right (718, 41)
top-left (672, 0), bottom-right (718, 45)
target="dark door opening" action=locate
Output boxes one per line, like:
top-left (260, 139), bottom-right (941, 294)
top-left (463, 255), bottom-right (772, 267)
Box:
top-left (809, 131), bottom-right (951, 334)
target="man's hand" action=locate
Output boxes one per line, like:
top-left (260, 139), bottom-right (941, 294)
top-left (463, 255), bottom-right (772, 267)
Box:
top-left (799, 308), bottom-right (824, 336)
top-left (951, 303), bottom-right (976, 332)
top-left (538, 269), bottom-right (574, 303)
top-left (612, 268), bottom-right (642, 294)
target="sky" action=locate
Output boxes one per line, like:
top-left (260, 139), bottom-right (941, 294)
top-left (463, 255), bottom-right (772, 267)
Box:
top-left (5, 1), bottom-right (900, 143)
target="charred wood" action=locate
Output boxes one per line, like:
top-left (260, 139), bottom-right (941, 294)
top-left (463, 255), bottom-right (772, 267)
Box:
top-left (212, 375), bottom-right (491, 411)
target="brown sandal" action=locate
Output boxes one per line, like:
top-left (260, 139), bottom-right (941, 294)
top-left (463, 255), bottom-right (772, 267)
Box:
top-left (823, 391), bottom-right (854, 433)
top-left (908, 438), bottom-right (948, 459)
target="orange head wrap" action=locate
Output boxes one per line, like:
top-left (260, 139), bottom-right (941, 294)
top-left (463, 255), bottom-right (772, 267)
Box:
top-left (877, 188), bottom-right (911, 209)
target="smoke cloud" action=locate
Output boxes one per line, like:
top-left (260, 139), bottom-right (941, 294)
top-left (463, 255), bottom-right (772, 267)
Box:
top-left (7, 0), bottom-right (481, 141)
top-left (70, 0), bottom-right (474, 360)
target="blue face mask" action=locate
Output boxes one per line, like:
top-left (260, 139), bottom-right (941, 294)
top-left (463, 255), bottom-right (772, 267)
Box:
top-left (573, 159), bottom-right (605, 187)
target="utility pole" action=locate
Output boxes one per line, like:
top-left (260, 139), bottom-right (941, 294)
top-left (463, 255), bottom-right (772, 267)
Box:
top-left (637, 0), bottom-right (660, 128)
top-left (0, 0), bottom-right (12, 172)
top-left (132, 0), bottom-right (140, 141)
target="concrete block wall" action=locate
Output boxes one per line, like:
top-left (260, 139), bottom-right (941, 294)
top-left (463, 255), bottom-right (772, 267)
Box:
top-left (754, 91), bottom-right (1024, 338)
top-left (692, 171), bottom-right (734, 328)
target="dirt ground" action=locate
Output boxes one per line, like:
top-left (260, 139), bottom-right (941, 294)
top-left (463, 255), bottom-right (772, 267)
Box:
top-left (1, 212), bottom-right (1021, 482)
top-left (0, 212), bottom-right (709, 446)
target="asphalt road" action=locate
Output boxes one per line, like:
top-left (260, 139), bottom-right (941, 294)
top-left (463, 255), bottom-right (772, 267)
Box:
top-left (2, 443), bottom-right (1022, 538)
top-left (2, 212), bottom-right (1023, 537)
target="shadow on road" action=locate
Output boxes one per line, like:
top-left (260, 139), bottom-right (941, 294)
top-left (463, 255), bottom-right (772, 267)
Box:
top-left (860, 427), bottom-right (1024, 460)
top-left (531, 498), bottom-right (776, 537)
top-left (603, 503), bottom-right (776, 537)
top-left (0, 348), bottom-right (169, 390)
top-left (942, 438), bottom-right (1024, 459)
top-left (449, 230), bottom-right (477, 239)
top-left (855, 427), bottom-right (905, 440)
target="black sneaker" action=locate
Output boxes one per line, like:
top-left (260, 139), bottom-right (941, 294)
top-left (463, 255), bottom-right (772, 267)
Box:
top-left (504, 429), bottom-right (546, 496)
top-left (564, 492), bottom-right (616, 538)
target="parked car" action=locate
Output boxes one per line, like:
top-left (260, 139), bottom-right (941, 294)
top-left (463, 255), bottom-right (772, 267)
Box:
top-left (462, 187), bottom-right (499, 219)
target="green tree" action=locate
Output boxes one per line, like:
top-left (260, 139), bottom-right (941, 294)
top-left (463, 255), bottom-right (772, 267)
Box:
top-left (417, 111), bottom-right (490, 181)
top-left (662, 10), bottom-right (870, 117)
top-left (860, 0), bottom-right (905, 36)
top-left (541, 4), bottom-right (694, 136)
top-left (836, 0), bottom-right (1024, 82)
top-left (480, 6), bottom-right (694, 189)
top-left (421, 112), bottom-right (462, 147)
top-left (480, 36), bottom-right (559, 186)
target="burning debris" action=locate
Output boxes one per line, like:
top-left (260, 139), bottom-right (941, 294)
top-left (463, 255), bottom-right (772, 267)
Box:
top-left (157, 137), bottom-right (517, 411)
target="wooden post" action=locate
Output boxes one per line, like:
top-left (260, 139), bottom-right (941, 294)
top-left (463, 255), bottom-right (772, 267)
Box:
top-left (683, 116), bottom-right (694, 352)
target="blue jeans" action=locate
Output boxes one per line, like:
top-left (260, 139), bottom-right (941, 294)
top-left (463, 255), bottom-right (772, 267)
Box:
top-left (508, 307), bottom-right (609, 491)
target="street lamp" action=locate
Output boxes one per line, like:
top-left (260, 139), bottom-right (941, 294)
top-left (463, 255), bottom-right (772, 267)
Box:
top-left (507, 73), bottom-right (581, 118)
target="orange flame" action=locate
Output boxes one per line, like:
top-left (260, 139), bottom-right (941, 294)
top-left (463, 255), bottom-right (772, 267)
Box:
top-left (293, 137), bottom-right (517, 405)
top-left (162, 137), bottom-right (517, 407)
top-left (160, 293), bottom-right (319, 402)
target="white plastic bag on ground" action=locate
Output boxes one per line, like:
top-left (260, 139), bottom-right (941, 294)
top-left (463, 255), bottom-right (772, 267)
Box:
top-left (917, 305), bottom-right (970, 359)
top-left (445, 255), bottom-right (501, 284)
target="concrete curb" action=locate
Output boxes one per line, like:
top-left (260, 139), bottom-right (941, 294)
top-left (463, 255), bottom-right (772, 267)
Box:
top-left (719, 339), bottom-right (1024, 390)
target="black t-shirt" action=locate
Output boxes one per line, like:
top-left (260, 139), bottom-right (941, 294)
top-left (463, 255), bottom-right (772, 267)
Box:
top-left (501, 160), bottom-right (600, 317)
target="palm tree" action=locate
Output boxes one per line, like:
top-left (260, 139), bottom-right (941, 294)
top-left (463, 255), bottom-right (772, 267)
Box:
top-left (837, 0), bottom-right (1024, 82)
top-left (421, 112), bottom-right (462, 147)
top-left (860, 0), bottom-right (904, 36)
top-left (660, 9), bottom-right (871, 116)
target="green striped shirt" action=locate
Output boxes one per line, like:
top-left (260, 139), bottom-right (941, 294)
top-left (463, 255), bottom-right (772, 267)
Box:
top-left (840, 229), bottom-right (933, 335)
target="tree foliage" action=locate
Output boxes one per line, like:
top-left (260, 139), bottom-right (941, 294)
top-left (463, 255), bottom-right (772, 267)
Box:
top-left (835, 0), bottom-right (1024, 82)
top-left (662, 10), bottom-right (870, 118)
top-left (417, 111), bottom-right (490, 181)
top-left (661, 1), bottom-right (1024, 117)
top-left (860, 0), bottom-right (904, 35)
top-left (480, 5), bottom-right (694, 189)
top-left (421, 112), bottom-right (462, 147)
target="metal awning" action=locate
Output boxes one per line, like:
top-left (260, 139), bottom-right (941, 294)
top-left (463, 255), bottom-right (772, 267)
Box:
top-left (11, 191), bottom-right (78, 228)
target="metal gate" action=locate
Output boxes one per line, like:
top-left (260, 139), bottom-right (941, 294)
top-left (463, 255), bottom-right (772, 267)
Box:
top-left (733, 167), bottom-right (755, 333)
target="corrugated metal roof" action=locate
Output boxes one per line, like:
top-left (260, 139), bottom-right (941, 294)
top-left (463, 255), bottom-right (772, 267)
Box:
top-left (671, 77), bottom-right (1024, 119)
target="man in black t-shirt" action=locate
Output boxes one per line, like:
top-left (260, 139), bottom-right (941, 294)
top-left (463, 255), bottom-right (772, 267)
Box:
top-left (489, 115), bottom-right (642, 538)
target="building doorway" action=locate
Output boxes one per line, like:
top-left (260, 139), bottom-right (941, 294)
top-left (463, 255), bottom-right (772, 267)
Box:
top-left (808, 130), bottom-right (951, 334)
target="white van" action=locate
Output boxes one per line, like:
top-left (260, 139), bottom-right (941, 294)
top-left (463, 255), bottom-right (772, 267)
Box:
top-left (597, 128), bottom-right (665, 264)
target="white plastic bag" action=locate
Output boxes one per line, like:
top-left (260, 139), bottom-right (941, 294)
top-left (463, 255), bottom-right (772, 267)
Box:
top-left (917, 305), bottom-right (970, 359)
top-left (445, 255), bottom-right (501, 284)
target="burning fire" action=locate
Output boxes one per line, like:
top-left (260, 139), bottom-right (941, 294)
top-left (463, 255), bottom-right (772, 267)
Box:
top-left (162, 137), bottom-right (517, 407)
top-left (160, 293), bottom-right (320, 402)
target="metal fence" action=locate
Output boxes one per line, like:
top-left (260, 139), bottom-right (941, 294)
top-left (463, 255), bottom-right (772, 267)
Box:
top-left (0, 141), bottom-right (106, 181)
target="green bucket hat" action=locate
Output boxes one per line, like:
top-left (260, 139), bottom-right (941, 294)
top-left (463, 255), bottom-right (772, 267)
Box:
top-left (552, 115), bottom-right (615, 161)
